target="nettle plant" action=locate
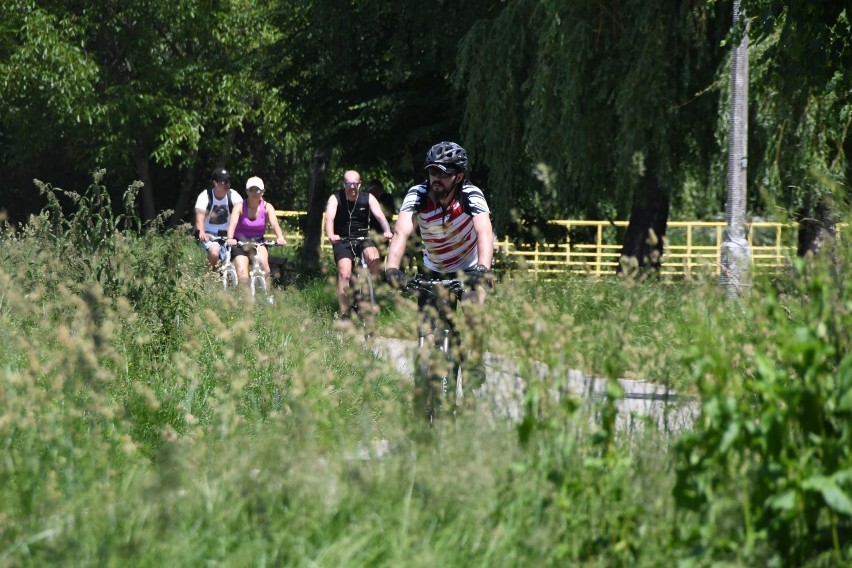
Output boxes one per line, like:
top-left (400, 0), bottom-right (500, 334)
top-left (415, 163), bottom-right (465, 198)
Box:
top-left (33, 169), bottom-right (143, 290)
top-left (30, 170), bottom-right (196, 351)
top-left (674, 239), bottom-right (852, 565)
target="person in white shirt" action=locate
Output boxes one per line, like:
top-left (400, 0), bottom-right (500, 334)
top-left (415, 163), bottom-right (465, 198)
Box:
top-left (194, 167), bottom-right (243, 271)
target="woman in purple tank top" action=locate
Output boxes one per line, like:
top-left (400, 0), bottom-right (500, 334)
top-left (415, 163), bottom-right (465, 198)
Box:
top-left (226, 176), bottom-right (287, 285)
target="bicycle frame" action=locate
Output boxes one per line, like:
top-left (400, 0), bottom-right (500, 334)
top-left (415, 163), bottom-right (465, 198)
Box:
top-left (212, 236), bottom-right (238, 290)
top-left (235, 239), bottom-right (280, 302)
top-left (340, 236), bottom-right (376, 333)
top-left (404, 276), bottom-right (467, 422)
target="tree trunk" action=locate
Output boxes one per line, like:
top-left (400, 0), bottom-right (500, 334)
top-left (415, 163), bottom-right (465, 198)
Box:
top-left (133, 143), bottom-right (156, 222)
top-left (797, 199), bottom-right (837, 258)
top-left (301, 150), bottom-right (329, 271)
top-left (617, 170), bottom-right (669, 277)
top-left (168, 151), bottom-right (199, 228)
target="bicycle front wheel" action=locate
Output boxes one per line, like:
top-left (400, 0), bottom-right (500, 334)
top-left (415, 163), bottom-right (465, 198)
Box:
top-left (250, 275), bottom-right (267, 298)
top-left (415, 345), bottom-right (457, 423)
top-left (364, 270), bottom-right (375, 307)
top-left (223, 269), bottom-right (238, 290)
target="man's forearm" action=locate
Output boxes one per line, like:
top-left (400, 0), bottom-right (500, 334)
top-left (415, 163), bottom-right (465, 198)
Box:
top-left (195, 213), bottom-right (206, 237)
top-left (477, 232), bottom-right (494, 268)
top-left (385, 236), bottom-right (407, 269)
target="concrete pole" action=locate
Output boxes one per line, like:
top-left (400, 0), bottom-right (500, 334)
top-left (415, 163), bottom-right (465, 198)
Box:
top-left (720, 0), bottom-right (752, 295)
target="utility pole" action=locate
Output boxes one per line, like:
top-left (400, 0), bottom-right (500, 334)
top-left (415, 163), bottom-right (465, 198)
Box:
top-left (720, 0), bottom-right (751, 296)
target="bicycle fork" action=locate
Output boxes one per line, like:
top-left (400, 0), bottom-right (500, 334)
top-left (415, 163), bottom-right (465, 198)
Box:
top-left (417, 328), bottom-right (460, 422)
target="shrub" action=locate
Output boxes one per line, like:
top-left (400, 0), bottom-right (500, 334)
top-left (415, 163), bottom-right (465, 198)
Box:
top-left (674, 230), bottom-right (852, 565)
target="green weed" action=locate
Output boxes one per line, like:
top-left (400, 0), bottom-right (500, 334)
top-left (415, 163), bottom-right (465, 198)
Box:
top-left (1, 179), bottom-right (850, 566)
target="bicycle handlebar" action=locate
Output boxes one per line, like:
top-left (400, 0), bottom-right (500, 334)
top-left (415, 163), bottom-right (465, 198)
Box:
top-left (403, 276), bottom-right (467, 298)
top-left (211, 236), bottom-right (282, 247)
top-left (237, 239), bottom-right (282, 247)
top-left (337, 234), bottom-right (390, 244)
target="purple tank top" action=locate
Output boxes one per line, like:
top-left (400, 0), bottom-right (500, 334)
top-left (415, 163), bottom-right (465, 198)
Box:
top-left (235, 201), bottom-right (267, 240)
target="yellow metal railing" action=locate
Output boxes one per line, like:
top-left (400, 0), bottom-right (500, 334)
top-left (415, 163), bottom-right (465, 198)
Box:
top-left (273, 211), bottom-right (840, 277)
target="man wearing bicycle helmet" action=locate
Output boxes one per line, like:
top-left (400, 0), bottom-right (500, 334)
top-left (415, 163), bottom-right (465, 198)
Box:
top-left (384, 141), bottom-right (494, 296)
top-left (325, 170), bottom-right (394, 319)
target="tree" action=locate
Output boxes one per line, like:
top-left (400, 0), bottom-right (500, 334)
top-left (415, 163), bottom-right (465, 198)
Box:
top-left (457, 0), bottom-right (730, 271)
top-left (267, 0), bottom-right (501, 265)
top-left (0, 0), bottom-right (297, 224)
top-left (744, 0), bottom-right (851, 257)
top-left (0, 0), bottom-right (100, 221)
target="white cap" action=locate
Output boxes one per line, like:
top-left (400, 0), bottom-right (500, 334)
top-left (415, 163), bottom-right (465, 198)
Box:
top-left (245, 176), bottom-right (265, 191)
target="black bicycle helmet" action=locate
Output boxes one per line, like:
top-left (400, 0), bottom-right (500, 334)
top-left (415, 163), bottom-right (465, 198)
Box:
top-left (424, 141), bottom-right (468, 173)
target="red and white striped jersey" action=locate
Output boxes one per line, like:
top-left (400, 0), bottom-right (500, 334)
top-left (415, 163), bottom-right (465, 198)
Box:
top-left (399, 182), bottom-right (491, 274)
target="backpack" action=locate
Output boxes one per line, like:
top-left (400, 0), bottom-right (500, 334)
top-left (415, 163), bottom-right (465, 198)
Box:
top-left (194, 187), bottom-right (235, 238)
top-left (206, 187), bottom-right (234, 215)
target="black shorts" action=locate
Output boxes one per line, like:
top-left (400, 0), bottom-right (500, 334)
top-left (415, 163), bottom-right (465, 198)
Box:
top-left (231, 239), bottom-right (266, 259)
top-left (415, 268), bottom-right (486, 312)
top-left (332, 238), bottom-right (376, 263)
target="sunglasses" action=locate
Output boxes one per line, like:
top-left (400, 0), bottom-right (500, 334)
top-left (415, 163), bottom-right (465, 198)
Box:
top-left (343, 182), bottom-right (361, 188)
top-left (247, 187), bottom-right (263, 193)
top-left (216, 179), bottom-right (232, 185)
top-left (426, 167), bottom-right (457, 178)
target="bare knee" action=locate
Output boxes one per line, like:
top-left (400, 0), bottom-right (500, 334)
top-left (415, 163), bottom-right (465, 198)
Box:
top-left (207, 244), bottom-right (221, 263)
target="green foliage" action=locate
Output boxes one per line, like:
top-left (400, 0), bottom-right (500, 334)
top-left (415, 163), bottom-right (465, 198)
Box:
top-left (271, 0), bottom-right (502, 184)
top-left (747, 6), bottom-right (851, 218)
top-left (674, 228), bottom-right (852, 565)
top-left (21, 170), bottom-right (196, 352)
top-left (3, 183), bottom-right (852, 565)
top-left (2, 0), bottom-right (850, 236)
top-left (1, 0), bottom-right (301, 221)
top-left (457, 0), bottom-right (729, 233)
top-left (481, 275), bottom-right (705, 391)
top-left (0, 0), bottom-right (100, 162)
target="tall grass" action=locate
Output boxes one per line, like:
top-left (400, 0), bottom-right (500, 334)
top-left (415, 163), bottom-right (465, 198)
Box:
top-left (1, 177), bottom-right (849, 566)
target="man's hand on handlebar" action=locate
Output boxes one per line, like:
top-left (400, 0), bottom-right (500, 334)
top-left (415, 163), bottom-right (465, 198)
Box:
top-left (385, 267), bottom-right (411, 289)
top-left (465, 264), bottom-right (494, 290)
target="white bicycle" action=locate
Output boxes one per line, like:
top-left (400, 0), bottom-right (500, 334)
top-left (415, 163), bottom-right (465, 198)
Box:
top-left (212, 236), bottom-right (239, 291)
top-left (235, 239), bottom-right (282, 303)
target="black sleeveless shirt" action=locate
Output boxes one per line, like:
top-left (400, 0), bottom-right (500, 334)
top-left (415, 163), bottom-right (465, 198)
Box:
top-left (333, 189), bottom-right (371, 237)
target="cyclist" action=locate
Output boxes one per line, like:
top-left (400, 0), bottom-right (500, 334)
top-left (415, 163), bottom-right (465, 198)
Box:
top-left (325, 170), bottom-right (394, 319)
top-left (384, 141), bottom-right (494, 387)
top-left (385, 141), bottom-right (494, 297)
top-left (195, 167), bottom-right (243, 271)
top-left (225, 176), bottom-right (287, 284)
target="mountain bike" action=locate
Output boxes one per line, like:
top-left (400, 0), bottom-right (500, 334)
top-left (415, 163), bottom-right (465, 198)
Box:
top-left (402, 275), bottom-right (469, 423)
top-left (211, 236), bottom-right (238, 290)
top-left (340, 236), bottom-right (377, 336)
